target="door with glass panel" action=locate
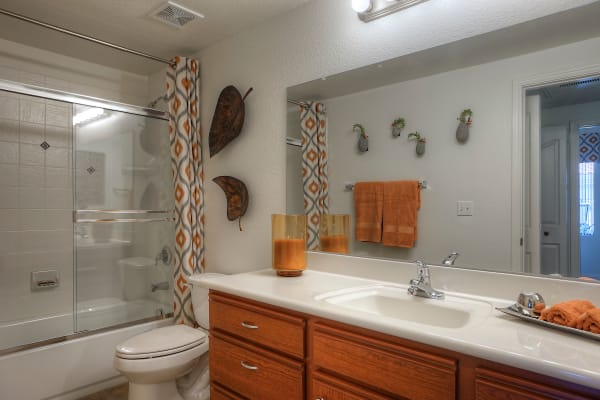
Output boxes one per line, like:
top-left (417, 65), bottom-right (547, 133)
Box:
top-left (74, 104), bottom-right (173, 332)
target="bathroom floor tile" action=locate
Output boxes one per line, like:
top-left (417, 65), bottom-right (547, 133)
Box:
top-left (76, 383), bottom-right (128, 400)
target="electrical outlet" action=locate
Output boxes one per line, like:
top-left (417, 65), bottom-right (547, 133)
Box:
top-left (457, 201), bottom-right (474, 216)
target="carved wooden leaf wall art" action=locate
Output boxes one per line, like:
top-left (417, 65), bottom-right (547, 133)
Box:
top-left (209, 86), bottom-right (253, 157)
top-left (213, 176), bottom-right (249, 231)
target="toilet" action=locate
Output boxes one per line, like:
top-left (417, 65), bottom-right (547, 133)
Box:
top-left (114, 273), bottom-right (223, 400)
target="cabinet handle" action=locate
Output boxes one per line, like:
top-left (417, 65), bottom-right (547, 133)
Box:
top-left (241, 321), bottom-right (259, 329)
top-left (240, 361), bottom-right (259, 370)
top-left (315, 397), bottom-right (325, 400)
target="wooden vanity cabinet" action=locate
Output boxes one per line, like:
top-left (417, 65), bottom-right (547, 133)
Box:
top-left (209, 292), bottom-right (306, 400)
top-left (209, 291), bottom-right (600, 400)
top-left (310, 321), bottom-right (457, 400)
top-left (473, 366), bottom-right (599, 400)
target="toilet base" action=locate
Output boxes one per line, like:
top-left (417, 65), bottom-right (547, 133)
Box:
top-left (128, 381), bottom-right (183, 400)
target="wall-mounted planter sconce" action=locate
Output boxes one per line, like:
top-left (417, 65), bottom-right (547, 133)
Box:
top-left (352, 0), bottom-right (429, 22)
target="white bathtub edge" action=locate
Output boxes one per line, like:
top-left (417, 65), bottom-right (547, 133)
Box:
top-left (0, 318), bottom-right (172, 400)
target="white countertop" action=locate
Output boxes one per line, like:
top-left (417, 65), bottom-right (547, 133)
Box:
top-left (196, 268), bottom-right (600, 390)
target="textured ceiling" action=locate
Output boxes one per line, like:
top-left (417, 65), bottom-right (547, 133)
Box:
top-left (0, 0), bottom-right (311, 74)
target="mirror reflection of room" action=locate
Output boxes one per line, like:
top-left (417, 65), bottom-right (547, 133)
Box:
top-left (286, 16), bottom-right (600, 278)
top-left (526, 78), bottom-right (600, 280)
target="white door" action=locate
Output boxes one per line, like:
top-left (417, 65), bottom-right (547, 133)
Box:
top-left (540, 125), bottom-right (569, 275)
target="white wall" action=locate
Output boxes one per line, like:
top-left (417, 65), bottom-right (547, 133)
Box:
top-left (197, 0), bottom-right (598, 274)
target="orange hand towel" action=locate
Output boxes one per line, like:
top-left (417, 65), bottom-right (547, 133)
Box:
top-left (576, 308), bottom-right (600, 333)
top-left (539, 300), bottom-right (595, 328)
top-left (382, 181), bottom-right (420, 248)
top-left (354, 182), bottom-right (384, 242)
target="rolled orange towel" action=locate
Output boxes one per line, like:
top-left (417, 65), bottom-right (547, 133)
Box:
top-left (539, 300), bottom-right (595, 328)
top-left (576, 308), bottom-right (600, 334)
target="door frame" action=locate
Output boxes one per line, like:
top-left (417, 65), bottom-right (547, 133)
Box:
top-left (511, 64), bottom-right (600, 273)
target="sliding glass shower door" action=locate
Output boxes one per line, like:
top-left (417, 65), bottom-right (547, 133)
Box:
top-left (74, 104), bottom-right (173, 332)
top-left (0, 81), bottom-right (173, 352)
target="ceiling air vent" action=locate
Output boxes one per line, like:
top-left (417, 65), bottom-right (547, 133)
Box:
top-left (149, 1), bottom-right (204, 29)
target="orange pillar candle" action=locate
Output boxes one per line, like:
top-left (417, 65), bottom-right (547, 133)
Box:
top-left (273, 238), bottom-right (306, 269)
top-left (272, 214), bottom-right (307, 277)
top-left (319, 234), bottom-right (349, 254)
top-left (319, 214), bottom-right (350, 254)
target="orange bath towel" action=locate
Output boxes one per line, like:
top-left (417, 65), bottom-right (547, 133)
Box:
top-left (540, 300), bottom-right (595, 328)
top-left (382, 181), bottom-right (420, 248)
top-left (576, 308), bottom-right (600, 334)
top-left (354, 182), bottom-right (384, 242)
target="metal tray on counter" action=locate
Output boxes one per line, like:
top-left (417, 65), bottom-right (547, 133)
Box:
top-left (496, 304), bottom-right (600, 342)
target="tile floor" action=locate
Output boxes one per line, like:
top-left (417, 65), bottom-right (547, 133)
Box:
top-left (76, 383), bottom-right (128, 400)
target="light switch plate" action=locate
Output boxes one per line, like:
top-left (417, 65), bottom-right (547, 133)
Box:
top-left (457, 201), bottom-right (474, 216)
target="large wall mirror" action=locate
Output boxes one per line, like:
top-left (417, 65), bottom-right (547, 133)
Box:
top-left (286, 3), bottom-right (600, 281)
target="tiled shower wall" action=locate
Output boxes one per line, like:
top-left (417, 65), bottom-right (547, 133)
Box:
top-left (0, 90), bottom-right (74, 328)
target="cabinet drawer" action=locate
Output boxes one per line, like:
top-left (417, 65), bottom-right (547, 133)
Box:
top-left (211, 382), bottom-right (247, 400)
top-left (312, 323), bottom-right (456, 400)
top-left (210, 333), bottom-right (304, 400)
top-left (311, 371), bottom-right (395, 400)
top-left (475, 368), bottom-right (593, 400)
top-left (210, 292), bottom-right (305, 358)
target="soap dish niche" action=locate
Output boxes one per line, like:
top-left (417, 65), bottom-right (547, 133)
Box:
top-left (31, 269), bottom-right (60, 290)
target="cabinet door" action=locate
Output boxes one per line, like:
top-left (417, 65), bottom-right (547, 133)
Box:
top-left (312, 323), bottom-right (456, 400)
top-left (210, 332), bottom-right (304, 400)
top-left (475, 368), bottom-right (593, 400)
top-left (211, 383), bottom-right (247, 400)
top-left (311, 371), bottom-right (395, 400)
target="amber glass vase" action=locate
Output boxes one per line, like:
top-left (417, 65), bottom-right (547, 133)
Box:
top-left (319, 214), bottom-right (350, 254)
top-left (272, 214), bottom-right (307, 277)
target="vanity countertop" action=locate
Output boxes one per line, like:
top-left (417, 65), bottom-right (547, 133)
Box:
top-left (196, 268), bottom-right (600, 390)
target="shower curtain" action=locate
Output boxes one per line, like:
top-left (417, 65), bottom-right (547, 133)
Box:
top-left (301, 102), bottom-right (329, 250)
top-left (167, 56), bottom-right (205, 326)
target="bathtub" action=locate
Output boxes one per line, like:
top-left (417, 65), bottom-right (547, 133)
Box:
top-left (0, 299), bottom-right (171, 400)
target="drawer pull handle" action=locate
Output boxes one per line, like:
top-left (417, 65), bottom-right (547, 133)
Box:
top-left (241, 321), bottom-right (259, 329)
top-left (240, 361), bottom-right (259, 370)
top-left (315, 397), bottom-right (325, 400)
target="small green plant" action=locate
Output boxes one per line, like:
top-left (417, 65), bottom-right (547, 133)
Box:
top-left (391, 117), bottom-right (405, 129)
top-left (458, 109), bottom-right (473, 125)
top-left (353, 123), bottom-right (367, 138)
top-left (408, 131), bottom-right (426, 143)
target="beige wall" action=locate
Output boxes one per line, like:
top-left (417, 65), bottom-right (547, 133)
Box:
top-left (0, 38), bottom-right (150, 105)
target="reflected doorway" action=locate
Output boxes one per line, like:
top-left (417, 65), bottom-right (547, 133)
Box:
top-left (526, 76), bottom-right (600, 279)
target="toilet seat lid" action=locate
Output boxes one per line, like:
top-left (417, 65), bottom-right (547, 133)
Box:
top-left (116, 325), bottom-right (207, 360)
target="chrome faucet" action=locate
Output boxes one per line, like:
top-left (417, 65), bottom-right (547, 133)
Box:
top-left (408, 260), bottom-right (445, 300)
top-left (442, 252), bottom-right (459, 266)
top-left (151, 281), bottom-right (169, 292)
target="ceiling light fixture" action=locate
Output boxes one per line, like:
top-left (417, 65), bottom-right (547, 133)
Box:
top-left (353, 0), bottom-right (428, 22)
top-left (352, 0), bottom-right (373, 13)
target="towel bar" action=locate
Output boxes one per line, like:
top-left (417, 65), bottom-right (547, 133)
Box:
top-left (345, 180), bottom-right (427, 191)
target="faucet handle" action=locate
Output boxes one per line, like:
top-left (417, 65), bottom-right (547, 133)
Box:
top-left (415, 260), bottom-right (429, 276)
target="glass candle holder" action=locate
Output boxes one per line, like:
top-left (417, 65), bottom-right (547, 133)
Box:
top-left (319, 214), bottom-right (350, 254)
top-left (272, 214), bottom-right (307, 277)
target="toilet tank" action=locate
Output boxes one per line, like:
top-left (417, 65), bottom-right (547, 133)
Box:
top-left (189, 273), bottom-right (224, 329)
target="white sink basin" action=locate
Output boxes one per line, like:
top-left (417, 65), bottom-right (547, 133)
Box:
top-left (314, 284), bottom-right (492, 329)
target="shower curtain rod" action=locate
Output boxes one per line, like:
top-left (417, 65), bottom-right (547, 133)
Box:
top-left (287, 99), bottom-right (307, 108)
top-left (0, 8), bottom-right (175, 66)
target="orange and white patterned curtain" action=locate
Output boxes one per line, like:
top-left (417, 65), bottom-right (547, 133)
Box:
top-left (166, 56), bottom-right (204, 326)
top-left (301, 102), bottom-right (329, 250)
